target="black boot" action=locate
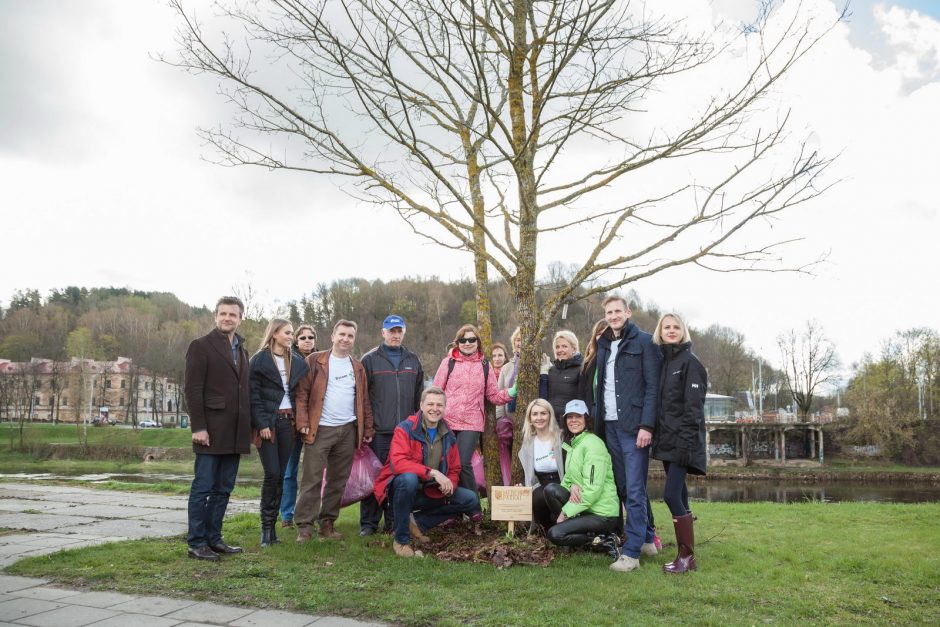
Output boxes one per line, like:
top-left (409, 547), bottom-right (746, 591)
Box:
top-left (261, 527), bottom-right (274, 548)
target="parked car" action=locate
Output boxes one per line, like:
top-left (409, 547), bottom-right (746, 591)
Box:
top-left (138, 420), bottom-right (159, 428)
top-left (92, 417), bottom-right (116, 426)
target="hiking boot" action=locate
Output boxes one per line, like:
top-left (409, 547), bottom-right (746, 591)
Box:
top-left (640, 542), bottom-right (659, 557)
top-left (393, 541), bottom-right (424, 558)
top-left (359, 527), bottom-right (376, 537)
top-left (609, 555), bottom-right (641, 572)
top-left (281, 519), bottom-right (295, 528)
top-left (409, 515), bottom-right (429, 545)
top-left (295, 526), bottom-right (313, 544)
top-left (318, 519), bottom-right (343, 540)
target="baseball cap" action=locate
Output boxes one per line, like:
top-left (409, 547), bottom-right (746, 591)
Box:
top-left (383, 315), bottom-right (406, 330)
top-left (563, 399), bottom-right (589, 416)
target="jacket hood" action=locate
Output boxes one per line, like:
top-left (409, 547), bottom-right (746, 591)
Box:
top-left (553, 352), bottom-right (583, 369)
top-left (661, 341), bottom-right (692, 361)
top-left (449, 347), bottom-right (484, 362)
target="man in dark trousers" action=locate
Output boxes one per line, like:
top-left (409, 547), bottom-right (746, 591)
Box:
top-left (184, 296), bottom-right (251, 561)
top-left (358, 314), bottom-right (424, 536)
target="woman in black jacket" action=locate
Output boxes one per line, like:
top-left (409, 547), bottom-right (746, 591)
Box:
top-left (539, 329), bottom-right (583, 426)
top-left (249, 318), bottom-right (309, 547)
top-left (650, 313), bottom-right (707, 573)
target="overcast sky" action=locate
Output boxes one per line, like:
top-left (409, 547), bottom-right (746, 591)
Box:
top-left (1, 0), bottom-right (938, 376)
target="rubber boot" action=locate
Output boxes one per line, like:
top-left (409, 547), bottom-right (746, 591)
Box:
top-left (260, 527), bottom-right (274, 548)
top-left (663, 514), bottom-right (696, 574)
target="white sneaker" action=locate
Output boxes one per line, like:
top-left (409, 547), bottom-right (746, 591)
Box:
top-left (640, 542), bottom-right (658, 557)
top-left (609, 555), bottom-right (641, 572)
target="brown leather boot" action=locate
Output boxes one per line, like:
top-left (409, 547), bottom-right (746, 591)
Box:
top-left (318, 519), bottom-right (343, 540)
top-left (663, 514), bottom-right (697, 574)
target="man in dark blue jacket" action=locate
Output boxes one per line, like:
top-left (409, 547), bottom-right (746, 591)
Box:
top-left (358, 315), bottom-right (424, 536)
top-left (593, 296), bottom-right (662, 572)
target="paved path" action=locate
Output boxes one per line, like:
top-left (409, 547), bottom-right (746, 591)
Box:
top-left (0, 483), bottom-right (384, 626)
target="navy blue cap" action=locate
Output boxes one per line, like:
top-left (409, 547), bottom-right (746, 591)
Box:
top-left (383, 315), bottom-right (406, 330)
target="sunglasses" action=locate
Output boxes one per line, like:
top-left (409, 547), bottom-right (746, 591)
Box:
top-left (297, 336), bottom-right (316, 341)
top-left (457, 337), bottom-right (479, 344)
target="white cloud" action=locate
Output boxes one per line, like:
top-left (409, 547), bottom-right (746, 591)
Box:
top-left (874, 3), bottom-right (940, 87)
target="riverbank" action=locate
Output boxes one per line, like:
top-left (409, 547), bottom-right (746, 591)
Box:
top-left (7, 500), bottom-right (939, 625)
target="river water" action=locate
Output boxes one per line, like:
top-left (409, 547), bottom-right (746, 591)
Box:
top-left (3, 472), bottom-right (939, 503)
top-left (646, 478), bottom-right (940, 504)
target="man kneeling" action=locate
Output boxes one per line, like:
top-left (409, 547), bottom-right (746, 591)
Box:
top-left (373, 386), bottom-right (479, 557)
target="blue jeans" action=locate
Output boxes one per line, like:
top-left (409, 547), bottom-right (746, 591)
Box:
top-left (187, 453), bottom-right (240, 548)
top-left (605, 426), bottom-right (651, 558)
top-left (279, 435), bottom-right (304, 522)
top-left (390, 473), bottom-right (479, 545)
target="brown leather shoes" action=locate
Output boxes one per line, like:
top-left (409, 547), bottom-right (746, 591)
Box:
top-left (318, 519), bottom-right (343, 540)
top-left (187, 545), bottom-right (220, 561)
top-left (281, 519), bottom-right (295, 528)
top-left (296, 526), bottom-right (313, 543)
top-left (409, 515), bottom-right (429, 545)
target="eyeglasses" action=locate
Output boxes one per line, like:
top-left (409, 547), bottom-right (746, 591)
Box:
top-left (297, 336), bottom-right (316, 341)
top-left (457, 337), bottom-right (478, 344)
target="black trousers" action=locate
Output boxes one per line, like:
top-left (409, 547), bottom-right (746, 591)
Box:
top-left (257, 416), bottom-right (296, 528)
top-left (662, 460), bottom-right (690, 517)
top-left (531, 471), bottom-right (561, 534)
top-left (543, 483), bottom-right (618, 548)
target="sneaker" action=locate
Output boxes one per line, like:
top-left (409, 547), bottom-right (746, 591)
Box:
top-left (592, 534), bottom-right (621, 560)
top-left (359, 527), bottom-right (376, 537)
top-left (609, 555), bottom-right (641, 572)
top-left (469, 511), bottom-right (484, 524)
top-left (640, 542), bottom-right (659, 557)
top-left (393, 541), bottom-right (425, 558)
top-left (653, 533), bottom-right (663, 551)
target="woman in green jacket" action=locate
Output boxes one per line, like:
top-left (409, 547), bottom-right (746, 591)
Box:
top-left (544, 400), bottom-right (621, 560)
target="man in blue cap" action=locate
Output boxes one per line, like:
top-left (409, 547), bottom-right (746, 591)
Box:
top-left (359, 314), bottom-right (425, 536)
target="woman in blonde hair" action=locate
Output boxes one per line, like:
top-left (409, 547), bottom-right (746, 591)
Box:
top-left (249, 318), bottom-right (308, 546)
top-left (650, 313), bottom-right (707, 573)
top-left (518, 398), bottom-right (565, 534)
top-left (539, 329), bottom-right (583, 427)
top-left (433, 324), bottom-right (516, 511)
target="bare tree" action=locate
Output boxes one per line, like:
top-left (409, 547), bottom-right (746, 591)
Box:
top-left (166, 0), bottom-right (840, 482)
top-left (777, 320), bottom-right (838, 420)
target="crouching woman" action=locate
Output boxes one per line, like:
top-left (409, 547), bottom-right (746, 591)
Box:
top-left (373, 386), bottom-right (480, 558)
top-left (543, 400), bottom-right (620, 560)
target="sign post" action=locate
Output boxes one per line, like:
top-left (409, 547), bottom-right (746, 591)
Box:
top-left (489, 486), bottom-right (533, 537)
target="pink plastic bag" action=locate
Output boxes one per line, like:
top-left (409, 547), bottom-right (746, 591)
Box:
top-left (321, 445), bottom-right (384, 507)
top-left (471, 449), bottom-right (487, 496)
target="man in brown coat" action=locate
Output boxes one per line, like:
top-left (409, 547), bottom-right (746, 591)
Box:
top-left (294, 319), bottom-right (375, 542)
top-left (184, 296), bottom-right (251, 561)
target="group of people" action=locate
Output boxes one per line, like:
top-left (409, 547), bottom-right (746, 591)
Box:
top-left (183, 294), bottom-right (707, 574)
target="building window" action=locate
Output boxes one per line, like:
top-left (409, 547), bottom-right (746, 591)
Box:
top-left (120, 396), bottom-right (125, 406)
top-left (106, 379), bottom-right (112, 388)
top-left (63, 397), bottom-right (68, 406)
top-left (121, 379), bottom-right (126, 389)
top-left (145, 382), bottom-right (151, 391)
top-left (34, 396), bottom-right (41, 406)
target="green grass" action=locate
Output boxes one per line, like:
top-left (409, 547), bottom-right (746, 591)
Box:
top-left (7, 502), bottom-right (939, 625)
top-left (0, 449), bottom-right (265, 479)
top-left (2, 422), bottom-right (193, 447)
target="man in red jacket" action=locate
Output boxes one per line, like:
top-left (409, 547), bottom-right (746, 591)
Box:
top-left (373, 386), bottom-right (479, 557)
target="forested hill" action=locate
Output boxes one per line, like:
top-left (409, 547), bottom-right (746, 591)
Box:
top-left (0, 281), bottom-right (777, 395)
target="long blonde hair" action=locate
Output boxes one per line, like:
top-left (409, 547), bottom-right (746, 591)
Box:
top-left (257, 318), bottom-right (293, 374)
top-left (582, 319), bottom-right (609, 372)
top-left (521, 398), bottom-right (560, 445)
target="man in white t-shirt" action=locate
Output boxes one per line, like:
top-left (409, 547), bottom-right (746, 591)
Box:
top-left (294, 320), bottom-right (375, 542)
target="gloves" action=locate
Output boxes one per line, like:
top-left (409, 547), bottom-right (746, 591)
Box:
top-left (678, 446), bottom-right (692, 467)
top-left (540, 353), bottom-right (552, 376)
top-left (508, 383), bottom-right (518, 398)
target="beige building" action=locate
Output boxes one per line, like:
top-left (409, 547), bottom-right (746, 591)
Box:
top-left (0, 356), bottom-right (185, 426)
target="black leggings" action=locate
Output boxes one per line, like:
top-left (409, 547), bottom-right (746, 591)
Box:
top-left (543, 483), bottom-right (618, 547)
top-left (531, 471), bottom-right (561, 533)
top-left (662, 461), bottom-right (690, 517)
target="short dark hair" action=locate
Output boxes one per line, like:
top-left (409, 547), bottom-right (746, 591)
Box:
top-left (215, 296), bottom-right (245, 317)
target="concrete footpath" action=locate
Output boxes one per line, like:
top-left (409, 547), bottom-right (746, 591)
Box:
top-left (0, 483), bottom-right (384, 626)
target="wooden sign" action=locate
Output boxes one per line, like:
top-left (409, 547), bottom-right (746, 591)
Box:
top-left (490, 486), bottom-right (533, 522)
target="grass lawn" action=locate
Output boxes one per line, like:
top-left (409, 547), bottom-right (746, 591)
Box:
top-left (7, 502), bottom-right (939, 625)
top-left (2, 422), bottom-right (193, 447)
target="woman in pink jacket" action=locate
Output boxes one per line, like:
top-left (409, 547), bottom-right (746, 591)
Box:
top-left (433, 324), bottom-right (516, 509)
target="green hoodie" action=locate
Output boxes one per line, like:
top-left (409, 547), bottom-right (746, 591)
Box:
top-left (560, 431), bottom-right (620, 519)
